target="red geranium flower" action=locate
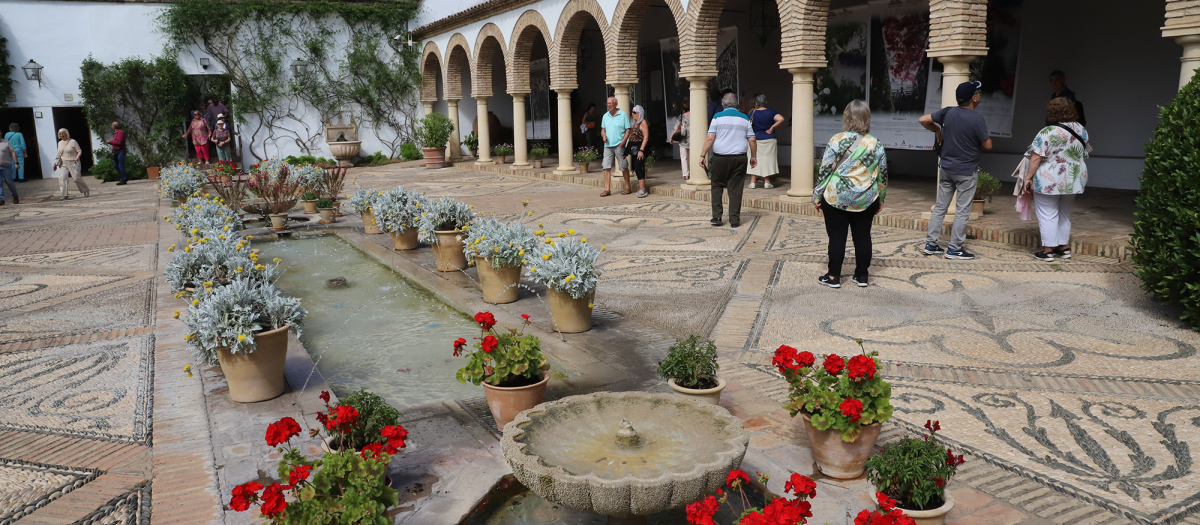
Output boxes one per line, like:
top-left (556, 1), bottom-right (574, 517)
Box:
top-left (797, 350), bottom-right (815, 368)
top-left (361, 442), bottom-right (385, 460)
top-left (453, 337), bottom-right (468, 356)
top-left (934, 477), bottom-right (945, 487)
top-left (332, 405), bottom-right (359, 433)
top-left (726, 469), bottom-right (751, 487)
top-left (265, 417), bottom-right (301, 447)
top-left (839, 398), bottom-right (864, 422)
top-left (823, 354), bottom-right (846, 375)
top-left (784, 473), bottom-right (816, 498)
top-left (230, 481), bottom-right (263, 512)
top-left (319, 391), bottom-right (330, 403)
top-left (684, 495), bottom-right (719, 525)
top-left (259, 483), bottom-right (287, 517)
top-left (876, 492), bottom-right (897, 511)
top-left (521, 314), bottom-right (531, 324)
top-left (315, 411), bottom-right (332, 429)
top-left (288, 465), bottom-right (312, 486)
top-left (474, 311), bottom-right (497, 330)
top-left (847, 355), bottom-right (876, 381)
top-left (772, 345), bottom-right (800, 373)
top-left (480, 335), bottom-right (499, 353)
top-left (381, 424), bottom-right (408, 453)
top-left (763, 497), bottom-right (810, 523)
top-left (924, 420), bottom-right (940, 433)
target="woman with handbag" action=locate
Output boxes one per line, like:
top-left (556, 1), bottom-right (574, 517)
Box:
top-left (746, 94), bottom-right (785, 189)
top-left (813, 100), bottom-right (888, 288)
top-left (626, 105), bottom-right (652, 198)
top-left (55, 128), bottom-right (89, 200)
top-left (669, 101), bottom-right (690, 180)
top-left (1025, 97), bottom-right (1090, 261)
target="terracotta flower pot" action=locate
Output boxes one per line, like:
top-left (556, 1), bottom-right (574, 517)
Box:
top-left (423, 147), bottom-right (447, 169)
top-left (578, 162), bottom-right (590, 173)
top-left (269, 213), bottom-right (288, 231)
top-left (219, 175), bottom-right (233, 184)
top-left (667, 377), bottom-right (727, 405)
top-left (302, 200), bottom-right (318, 214)
top-left (361, 210), bottom-right (383, 234)
top-left (971, 198), bottom-right (986, 217)
top-left (389, 227), bottom-right (420, 250)
top-left (800, 413), bottom-right (881, 479)
top-left (176, 196), bottom-right (188, 205)
top-left (318, 208), bottom-right (335, 224)
top-left (895, 493), bottom-right (955, 525)
top-left (546, 288), bottom-right (593, 333)
top-left (432, 230), bottom-right (468, 272)
top-left (333, 200), bottom-right (343, 217)
top-left (481, 374), bottom-right (549, 430)
top-left (532, 159), bottom-right (543, 169)
top-left (474, 256), bottom-right (521, 304)
top-left (147, 166), bottom-right (160, 180)
top-left (215, 325), bottom-right (290, 403)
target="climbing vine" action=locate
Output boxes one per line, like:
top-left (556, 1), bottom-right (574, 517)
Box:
top-left (0, 30), bottom-right (14, 109)
top-left (157, 0), bottom-right (421, 160)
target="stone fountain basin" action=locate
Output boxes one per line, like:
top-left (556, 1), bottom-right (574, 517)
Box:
top-left (500, 391), bottom-right (749, 517)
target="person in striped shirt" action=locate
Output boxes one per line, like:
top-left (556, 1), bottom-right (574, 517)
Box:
top-left (699, 92), bottom-right (756, 227)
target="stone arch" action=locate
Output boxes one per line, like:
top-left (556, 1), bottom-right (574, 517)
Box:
top-left (508, 10), bottom-right (554, 93)
top-left (548, 0), bottom-right (610, 89)
top-left (472, 23), bottom-right (509, 97)
top-left (421, 41), bottom-right (443, 102)
top-left (444, 33), bottom-right (473, 100)
top-left (605, 0), bottom-right (686, 85)
top-left (681, 0), bottom-right (829, 76)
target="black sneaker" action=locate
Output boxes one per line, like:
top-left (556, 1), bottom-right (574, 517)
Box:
top-left (944, 247), bottom-right (975, 260)
top-left (710, 218), bottom-right (723, 226)
top-left (852, 276), bottom-right (868, 287)
top-left (1033, 251), bottom-right (1055, 262)
top-left (921, 242), bottom-right (944, 255)
top-left (115, 181), bottom-right (128, 185)
top-left (729, 218), bottom-right (741, 228)
top-left (818, 275), bottom-right (841, 288)
top-left (1052, 247), bottom-right (1071, 259)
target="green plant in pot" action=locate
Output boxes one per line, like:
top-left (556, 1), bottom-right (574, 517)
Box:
top-left (463, 131), bottom-right (479, 157)
top-left (321, 389), bottom-right (402, 452)
top-left (463, 218), bottom-right (538, 304)
top-left (316, 197), bottom-right (335, 224)
top-left (529, 144), bottom-right (549, 168)
top-left (524, 231), bottom-right (601, 333)
top-left (657, 335), bottom-right (724, 404)
top-left (417, 113), bottom-right (455, 168)
top-left (865, 420), bottom-right (965, 523)
top-left (301, 190), bottom-right (318, 214)
top-left (975, 170), bottom-right (1001, 202)
top-left (492, 142), bottom-right (514, 163)
top-left (453, 311), bottom-right (550, 429)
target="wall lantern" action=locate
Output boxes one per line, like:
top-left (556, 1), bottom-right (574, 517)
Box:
top-left (200, 58), bottom-right (211, 70)
top-left (22, 60), bottom-right (44, 88)
top-left (291, 58), bottom-right (310, 77)
top-left (749, 0), bottom-right (778, 48)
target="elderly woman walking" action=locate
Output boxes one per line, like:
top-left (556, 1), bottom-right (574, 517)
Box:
top-left (747, 95), bottom-right (784, 189)
top-left (814, 100), bottom-right (887, 288)
top-left (627, 105), bottom-right (652, 198)
top-left (670, 101), bottom-right (691, 181)
top-left (1026, 97), bottom-right (1090, 261)
top-left (183, 110), bottom-right (212, 164)
top-left (55, 128), bottom-right (90, 200)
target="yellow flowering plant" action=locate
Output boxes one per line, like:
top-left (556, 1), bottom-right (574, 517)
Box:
top-left (183, 277), bottom-right (306, 366)
top-left (462, 218), bottom-right (539, 270)
top-left (525, 233), bottom-right (601, 299)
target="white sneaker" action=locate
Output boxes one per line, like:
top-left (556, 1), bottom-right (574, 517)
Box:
top-left (748, 181), bottom-right (757, 189)
top-left (763, 181), bottom-right (774, 189)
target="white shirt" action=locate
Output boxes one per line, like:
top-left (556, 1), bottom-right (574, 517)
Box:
top-left (707, 108), bottom-right (754, 155)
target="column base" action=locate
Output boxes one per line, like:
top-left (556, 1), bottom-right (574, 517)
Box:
top-left (475, 160), bottom-right (495, 166)
top-left (681, 182), bottom-right (711, 191)
top-left (554, 166), bottom-right (580, 175)
top-left (780, 193), bottom-right (812, 203)
top-left (511, 162), bottom-right (531, 169)
top-left (921, 211), bottom-right (981, 221)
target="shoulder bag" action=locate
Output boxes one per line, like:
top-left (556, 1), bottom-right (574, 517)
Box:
top-left (817, 134), bottom-right (865, 190)
top-left (1053, 123), bottom-right (1091, 153)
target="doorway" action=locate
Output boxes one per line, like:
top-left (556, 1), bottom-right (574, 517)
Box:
top-left (0, 108), bottom-right (43, 179)
top-left (52, 107), bottom-right (94, 175)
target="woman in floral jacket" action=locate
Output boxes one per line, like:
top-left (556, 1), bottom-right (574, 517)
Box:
top-left (813, 99), bottom-right (888, 289)
top-left (1025, 97), bottom-right (1090, 261)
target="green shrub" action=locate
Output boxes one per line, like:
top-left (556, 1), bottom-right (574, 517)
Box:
top-left (90, 150), bottom-right (147, 181)
top-left (400, 142), bottom-right (422, 160)
top-left (302, 191), bottom-right (317, 201)
top-left (336, 389), bottom-right (401, 450)
top-left (316, 198), bottom-right (333, 208)
top-left (975, 170), bottom-right (1001, 201)
top-left (1132, 76), bottom-right (1200, 329)
top-left (365, 151), bottom-right (388, 167)
top-left (416, 113), bottom-right (454, 149)
top-left (866, 421), bottom-right (964, 510)
top-left (656, 336), bottom-right (719, 389)
top-left (462, 131), bottom-right (478, 154)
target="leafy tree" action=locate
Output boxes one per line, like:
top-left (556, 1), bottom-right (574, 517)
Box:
top-left (79, 55), bottom-right (189, 167)
top-left (0, 31), bottom-right (14, 108)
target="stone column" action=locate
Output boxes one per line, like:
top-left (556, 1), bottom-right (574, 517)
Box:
top-left (446, 98), bottom-right (462, 161)
top-left (612, 83), bottom-right (633, 115)
top-left (423, 101), bottom-right (434, 116)
top-left (555, 89), bottom-right (576, 174)
top-left (476, 97), bottom-right (493, 165)
top-left (783, 68), bottom-right (820, 200)
top-left (1176, 35), bottom-right (1200, 89)
top-left (685, 77), bottom-right (711, 189)
top-left (512, 93), bottom-right (530, 168)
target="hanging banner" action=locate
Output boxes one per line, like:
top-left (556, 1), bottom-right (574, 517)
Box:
top-left (924, 4), bottom-right (1022, 138)
top-left (814, 15), bottom-right (869, 143)
top-left (526, 57), bottom-right (551, 140)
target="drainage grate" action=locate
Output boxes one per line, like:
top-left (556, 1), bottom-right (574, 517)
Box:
top-left (456, 397), bottom-right (501, 439)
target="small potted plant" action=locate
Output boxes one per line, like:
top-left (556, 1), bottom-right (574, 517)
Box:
top-left (347, 188), bottom-right (383, 234)
top-left (418, 113), bottom-right (455, 169)
top-left (319, 389), bottom-right (403, 452)
top-left (658, 335), bottom-right (724, 404)
top-left (318, 167), bottom-right (348, 216)
top-left (184, 277), bottom-right (306, 402)
top-left (160, 162), bottom-right (205, 205)
top-left (772, 338), bottom-right (893, 478)
top-left (973, 170), bottom-right (1001, 216)
top-left (316, 198), bottom-right (335, 224)
top-left (866, 420), bottom-right (965, 525)
top-left (492, 143), bottom-right (514, 164)
top-left (172, 193), bottom-right (244, 236)
top-left (375, 187), bottom-right (428, 250)
top-left (417, 196), bottom-right (474, 272)
top-left (463, 131), bottom-right (479, 158)
top-left (301, 191), bottom-right (319, 214)
top-left (574, 146), bottom-right (598, 173)
top-left (452, 311), bottom-right (550, 429)
top-left (464, 217), bottom-right (538, 304)
top-left (529, 144), bottom-right (549, 169)
top-left (228, 394), bottom-right (406, 523)
top-left (212, 160), bottom-right (238, 183)
top-left (525, 231), bottom-right (601, 333)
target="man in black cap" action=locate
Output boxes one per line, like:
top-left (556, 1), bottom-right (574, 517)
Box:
top-left (916, 80), bottom-right (992, 260)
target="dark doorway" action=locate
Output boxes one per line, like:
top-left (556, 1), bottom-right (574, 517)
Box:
top-left (185, 74), bottom-right (235, 163)
top-left (53, 107), bottom-right (94, 175)
top-left (0, 108), bottom-right (43, 179)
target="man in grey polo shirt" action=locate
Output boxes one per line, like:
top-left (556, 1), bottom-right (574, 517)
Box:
top-left (700, 92), bottom-right (756, 227)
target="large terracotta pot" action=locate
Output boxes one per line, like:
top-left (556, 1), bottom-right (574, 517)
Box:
top-left (302, 200), bottom-right (318, 214)
top-left (432, 230), bottom-right (468, 272)
top-left (423, 147), bottom-right (447, 169)
top-left (147, 166), bottom-right (160, 180)
top-left (318, 208), bottom-right (335, 224)
top-left (800, 413), bottom-right (881, 479)
top-left (971, 199), bottom-right (986, 217)
top-left (215, 325), bottom-right (290, 403)
top-left (481, 374), bottom-right (549, 430)
top-left (475, 257), bottom-right (521, 304)
top-left (546, 288), bottom-right (593, 333)
top-left (176, 195), bottom-right (188, 205)
top-left (895, 493), bottom-right (955, 525)
top-left (269, 213), bottom-right (288, 231)
top-left (389, 227), bottom-right (420, 250)
top-left (361, 210), bottom-right (383, 234)
top-left (668, 377), bottom-right (727, 405)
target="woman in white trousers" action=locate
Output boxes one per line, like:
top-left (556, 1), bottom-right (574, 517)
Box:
top-left (55, 128), bottom-right (90, 200)
top-left (1025, 98), bottom-right (1089, 261)
top-left (670, 101), bottom-right (690, 180)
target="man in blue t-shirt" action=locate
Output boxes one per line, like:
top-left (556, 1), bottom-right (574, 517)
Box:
top-left (599, 96), bottom-right (632, 196)
top-left (917, 80), bottom-right (992, 260)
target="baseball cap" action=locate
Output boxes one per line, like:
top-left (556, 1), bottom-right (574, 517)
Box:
top-left (956, 81), bottom-right (982, 104)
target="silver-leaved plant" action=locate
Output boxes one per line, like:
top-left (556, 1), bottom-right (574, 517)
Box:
top-left (347, 188), bottom-right (377, 213)
top-left (183, 277), bottom-right (306, 365)
top-left (525, 233), bottom-right (601, 299)
top-left (159, 162), bottom-right (206, 199)
top-left (374, 187), bottom-right (430, 233)
top-left (463, 218), bottom-right (538, 269)
top-left (174, 194), bottom-right (243, 235)
top-left (417, 196), bottom-right (474, 244)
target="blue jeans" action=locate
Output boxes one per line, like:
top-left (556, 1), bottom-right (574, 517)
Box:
top-left (114, 148), bottom-right (128, 182)
top-left (12, 149), bottom-right (24, 180)
top-left (0, 165), bottom-right (16, 201)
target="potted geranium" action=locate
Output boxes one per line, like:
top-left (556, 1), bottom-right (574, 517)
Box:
top-left (301, 191), bottom-right (319, 214)
top-left (683, 470), bottom-right (918, 525)
top-left (417, 113), bottom-right (455, 169)
top-left (213, 160), bottom-right (238, 183)
top-left (319, 389), bottom-right (403, 453)
top-left (574, 146), bottom-right (598, 173)
top-left (463, 218), bottom-right (538, 304)
top-left (772, 339), bottom-right (893, 478)
top-left (657, 336), bottom-right (725, 404)
top-left (347, 189), bottom-right (383, 234)
top-left (183, 277), bottom-right (306, 403)
top-left (453, 311), bottom-right (549, 429)
top-left (525, 231), bottom-right (601, 333)
top-left (417, 196), bottom-right (474, 272)
top-left (865, 420), bottom-right (965, 525)
top-left (529, 144), bottom-right (549, 169)
top-left (492, 143), bottom-right (514, 164)
top-left (973, 170), bottom-right (1001, 216)
top-left (375, 187), bottom-right (428, 251)
top-left (229, 394), bottom-right (405, 523)
top-left (317, 198), bottom-right (335, 224)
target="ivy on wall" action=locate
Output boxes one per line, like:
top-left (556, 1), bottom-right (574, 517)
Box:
top-left (79, 54), bottom-right (190, 167)
top-left (0, 31), bottom-right (14, 109)
top-left (157, 0), bottom-right (422, 160)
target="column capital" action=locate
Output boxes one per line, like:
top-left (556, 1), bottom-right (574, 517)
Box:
top-left (1163, 22), bottom-right (1200, 39)
top-left (787, 67), bottom-right (822, 79)
top-left (550, 85), bottom-right (577, 93)
top-left (609, 82), bottom-right (636, 89)
top-left (781, 62), bottom-right (825, 73)
top-left (1175, 34), bottom-right (1200, 45)
top-left (446, 97), bottom-right (461, 104)
top-left (681, 69), bottom-right (718, 79)
top-left (509, 90), bottom-right (531, 96)
top-left (475, 95), bottom-right (490, 102)
top-left (421, 97), bottom-right (438, 103)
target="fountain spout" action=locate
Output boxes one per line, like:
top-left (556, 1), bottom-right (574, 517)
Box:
top-left (615, 419), bottom-right (640, 448)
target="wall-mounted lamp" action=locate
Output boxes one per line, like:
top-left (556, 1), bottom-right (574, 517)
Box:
top-left (291, 58), bottom-right (310, 77)
top-left (22, 60), bottom-right (44, 88)
top-left (200, 58), bottom-right (211, 70)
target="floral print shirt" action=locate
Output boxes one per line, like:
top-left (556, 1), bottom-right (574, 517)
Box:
top-left (1029, 123), bottom-right (1089, 195)
top-left (813, 132), bottom-right (888, 212)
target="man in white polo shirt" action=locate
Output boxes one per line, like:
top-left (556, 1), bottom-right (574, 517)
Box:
top-left (700, 92), bottom-right (756, 227)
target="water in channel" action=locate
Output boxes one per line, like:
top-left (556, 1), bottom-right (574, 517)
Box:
top-left (258, 234), bottom-right (480, 408)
